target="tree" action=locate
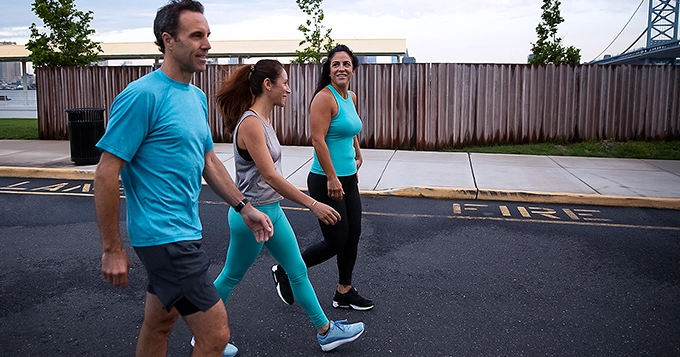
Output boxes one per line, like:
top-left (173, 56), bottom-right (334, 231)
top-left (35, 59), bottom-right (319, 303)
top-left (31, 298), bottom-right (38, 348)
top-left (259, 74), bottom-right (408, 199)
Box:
top-left (292, 0), bottom-right (335, 64)
top-left (26, 0), bottom-right (102, 68)
top-left (529, 0), bottom-right (581, 65)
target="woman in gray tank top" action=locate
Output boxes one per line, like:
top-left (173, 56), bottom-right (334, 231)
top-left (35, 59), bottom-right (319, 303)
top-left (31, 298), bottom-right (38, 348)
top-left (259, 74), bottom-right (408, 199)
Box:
top-left (211, 59), bottom-right (366, 353)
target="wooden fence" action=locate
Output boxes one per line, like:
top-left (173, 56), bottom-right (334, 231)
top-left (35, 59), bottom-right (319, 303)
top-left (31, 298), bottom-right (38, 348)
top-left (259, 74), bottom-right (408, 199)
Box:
top-left (36, 63), bottom-right (680, 149)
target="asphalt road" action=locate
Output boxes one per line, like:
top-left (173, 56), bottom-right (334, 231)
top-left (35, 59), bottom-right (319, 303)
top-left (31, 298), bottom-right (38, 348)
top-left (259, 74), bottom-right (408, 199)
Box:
top-left (1, 177), bottom-right (679, 356)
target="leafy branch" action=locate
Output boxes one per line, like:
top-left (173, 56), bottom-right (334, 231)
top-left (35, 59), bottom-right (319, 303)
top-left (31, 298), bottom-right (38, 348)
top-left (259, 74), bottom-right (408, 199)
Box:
top-left (529, 0), bottom-right (581, 65)
top-left (292, 0), bottom-right (335, 64)
top-left (26, 0), bottom-right (102, 68)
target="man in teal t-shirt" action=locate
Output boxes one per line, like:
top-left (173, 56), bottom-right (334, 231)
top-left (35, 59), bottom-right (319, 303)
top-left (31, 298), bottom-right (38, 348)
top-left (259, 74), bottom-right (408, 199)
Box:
top-left (97, 69), bottom-right (213, 248)
top-left (93, 1), bottom-right (272, 356)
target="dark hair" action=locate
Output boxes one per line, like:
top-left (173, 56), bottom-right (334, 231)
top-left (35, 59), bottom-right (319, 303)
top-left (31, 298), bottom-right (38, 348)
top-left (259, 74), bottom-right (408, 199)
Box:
top-left (153, 0), bottom-right (204, 53)
top-left (312, 44), bottom-right (360, 98)
top-left (216, 59), bottom-right (285, 134)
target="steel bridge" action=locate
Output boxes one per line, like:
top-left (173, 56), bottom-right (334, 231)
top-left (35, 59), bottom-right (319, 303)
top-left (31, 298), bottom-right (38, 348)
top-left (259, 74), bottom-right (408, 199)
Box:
top-left (591, 0), bottom-right (679, 65)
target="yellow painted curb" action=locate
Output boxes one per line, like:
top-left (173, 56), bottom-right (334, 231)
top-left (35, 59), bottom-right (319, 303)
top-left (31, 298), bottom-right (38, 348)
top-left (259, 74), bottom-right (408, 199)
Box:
top-left (365, 186), bottom-right (478, 200)
top-left (476, 189), bottom-right (680, 210)
top-left (0, 166), bottom-right (96, 180)
top-left (363, 186), bottom-right (680, 210)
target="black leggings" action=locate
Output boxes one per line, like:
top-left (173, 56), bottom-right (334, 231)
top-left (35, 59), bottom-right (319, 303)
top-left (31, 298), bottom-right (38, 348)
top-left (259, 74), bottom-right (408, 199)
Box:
top-left (304, 172), bottom-right (362, 286)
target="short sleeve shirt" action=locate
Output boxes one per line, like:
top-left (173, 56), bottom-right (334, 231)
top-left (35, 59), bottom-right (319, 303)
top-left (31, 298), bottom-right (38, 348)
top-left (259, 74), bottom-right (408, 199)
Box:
top-left (96, 69), bottom-right (214, 247)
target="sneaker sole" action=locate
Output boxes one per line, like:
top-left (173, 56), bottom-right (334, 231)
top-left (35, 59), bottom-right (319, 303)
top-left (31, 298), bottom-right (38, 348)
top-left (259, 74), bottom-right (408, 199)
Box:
top-left (271, 266), bottom-right (294, 305)
top-left (332, 301), bottom-right (374, 311)
top-left (320, 328), bottom-right (364, 351)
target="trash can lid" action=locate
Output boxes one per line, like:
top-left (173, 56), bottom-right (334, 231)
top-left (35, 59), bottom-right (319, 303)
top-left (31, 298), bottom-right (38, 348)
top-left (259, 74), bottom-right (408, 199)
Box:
top-left (66, 107), bottom-right (106, 113)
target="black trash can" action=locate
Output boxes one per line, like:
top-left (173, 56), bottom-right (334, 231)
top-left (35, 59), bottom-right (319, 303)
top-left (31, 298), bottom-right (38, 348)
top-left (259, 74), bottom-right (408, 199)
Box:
top-left (66, 108), bottom-right (106, 165)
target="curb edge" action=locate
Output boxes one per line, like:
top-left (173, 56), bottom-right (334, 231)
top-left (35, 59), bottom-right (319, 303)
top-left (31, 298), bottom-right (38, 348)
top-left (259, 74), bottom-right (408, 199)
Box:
top-left (3, 168), bottom-right (679, 210)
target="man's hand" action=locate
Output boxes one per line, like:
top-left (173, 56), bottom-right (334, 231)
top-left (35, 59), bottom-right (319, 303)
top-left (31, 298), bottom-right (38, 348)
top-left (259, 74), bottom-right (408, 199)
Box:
top-left (101, 249), bottom-right (131, 288)
top-left (240, 204), bottom-right (274, 242)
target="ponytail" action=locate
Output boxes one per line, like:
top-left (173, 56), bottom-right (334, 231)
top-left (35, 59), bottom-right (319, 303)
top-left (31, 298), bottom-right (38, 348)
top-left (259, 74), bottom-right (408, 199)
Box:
top-left (216, 65), bottom-right (253, 134)
top-left (216, 59), bottom-right (284, 134)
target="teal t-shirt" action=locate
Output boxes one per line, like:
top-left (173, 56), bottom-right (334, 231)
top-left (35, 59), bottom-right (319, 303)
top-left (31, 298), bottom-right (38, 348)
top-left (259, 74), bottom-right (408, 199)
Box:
top-left (311, 85), bottom-right (363, 176)
top-left (96, 69), bottom-right (214, 247)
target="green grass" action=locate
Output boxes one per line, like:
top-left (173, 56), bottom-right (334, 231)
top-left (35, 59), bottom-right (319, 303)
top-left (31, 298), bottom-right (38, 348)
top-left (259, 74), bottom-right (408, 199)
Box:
top-left (0, 118), bottom-right (39, 140)
top-left (2, 118), bottom-right (679, 160)
top-left (446, 140), bottom-right (680, 160)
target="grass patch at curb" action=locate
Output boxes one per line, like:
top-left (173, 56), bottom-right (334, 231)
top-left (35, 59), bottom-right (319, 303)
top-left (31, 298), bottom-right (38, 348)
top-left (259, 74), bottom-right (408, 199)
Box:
top-left (0, 118), bottom-right (39, 140)
top-left (445, 140), bottom-right (680, 160)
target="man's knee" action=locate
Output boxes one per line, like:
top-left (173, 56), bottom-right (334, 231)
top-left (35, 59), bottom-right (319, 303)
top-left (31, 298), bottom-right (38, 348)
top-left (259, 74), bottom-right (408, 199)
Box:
top-left (217, 325), bottom-right (230, 345)
top-left (207, 316), bottom-right (230, 343)
top-left (193, 324), bottom-right (230, 354)
top-left (184, 302), bottom-right (230, 351)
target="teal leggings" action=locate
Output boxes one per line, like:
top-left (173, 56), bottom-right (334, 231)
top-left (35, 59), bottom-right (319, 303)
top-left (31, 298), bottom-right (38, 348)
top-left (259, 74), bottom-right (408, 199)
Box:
top-left (214, 202), bottom-right (329, 329)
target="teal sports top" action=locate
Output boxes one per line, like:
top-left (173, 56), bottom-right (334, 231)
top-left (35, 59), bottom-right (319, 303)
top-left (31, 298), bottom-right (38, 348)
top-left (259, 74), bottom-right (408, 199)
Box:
top-left (310, 85), bottom-right (363, 177)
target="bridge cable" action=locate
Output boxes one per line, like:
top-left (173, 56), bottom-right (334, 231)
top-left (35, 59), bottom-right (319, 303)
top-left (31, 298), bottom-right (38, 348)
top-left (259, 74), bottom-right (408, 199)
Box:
top-left (592, 0), bottom-right (645, 61)
top-left (621, 28), bottom-right (648, 55)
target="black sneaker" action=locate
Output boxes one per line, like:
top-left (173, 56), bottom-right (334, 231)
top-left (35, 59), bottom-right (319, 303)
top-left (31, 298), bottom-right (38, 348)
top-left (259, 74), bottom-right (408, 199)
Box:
top-left (332, 287), bottom-right (374, 310)
top-left (271, 265), bottom-right (294, 305)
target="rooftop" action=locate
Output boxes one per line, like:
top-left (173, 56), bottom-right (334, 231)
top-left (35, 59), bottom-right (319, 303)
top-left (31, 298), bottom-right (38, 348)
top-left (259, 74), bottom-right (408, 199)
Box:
top-left (0, 38), bottom-right (407, 62)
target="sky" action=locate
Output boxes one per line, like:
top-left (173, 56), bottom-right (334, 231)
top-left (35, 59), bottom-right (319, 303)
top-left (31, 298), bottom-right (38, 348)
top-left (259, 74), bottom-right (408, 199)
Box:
top-left (0, 0), bottom-right (650, 64)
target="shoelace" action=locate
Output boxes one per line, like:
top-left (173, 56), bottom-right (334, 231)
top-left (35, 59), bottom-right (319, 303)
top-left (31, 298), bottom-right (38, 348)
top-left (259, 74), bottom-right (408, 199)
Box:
top-left (331, 319), bottom-right (349, 331)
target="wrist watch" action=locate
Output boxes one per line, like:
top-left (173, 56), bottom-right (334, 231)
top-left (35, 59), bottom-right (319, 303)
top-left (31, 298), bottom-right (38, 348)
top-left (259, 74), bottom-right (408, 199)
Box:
top-left (234, 198), bottom-right (249, 213)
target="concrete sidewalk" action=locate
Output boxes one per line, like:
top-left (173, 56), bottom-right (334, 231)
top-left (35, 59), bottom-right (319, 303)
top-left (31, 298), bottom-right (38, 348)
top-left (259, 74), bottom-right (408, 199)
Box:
top-left (1, 139), bottom-right (680, 209)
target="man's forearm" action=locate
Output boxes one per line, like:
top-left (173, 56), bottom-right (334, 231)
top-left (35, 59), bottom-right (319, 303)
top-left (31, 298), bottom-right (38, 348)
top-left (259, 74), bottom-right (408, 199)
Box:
top-left (94, 166), bottom-right (124, 251)
top-left (203, 152), bottom-right (245, 207)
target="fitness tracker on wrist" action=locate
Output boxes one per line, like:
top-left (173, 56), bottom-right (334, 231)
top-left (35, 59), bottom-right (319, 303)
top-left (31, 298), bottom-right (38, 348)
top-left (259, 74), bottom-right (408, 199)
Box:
top-left (234, 198), bottom-right (249, 213)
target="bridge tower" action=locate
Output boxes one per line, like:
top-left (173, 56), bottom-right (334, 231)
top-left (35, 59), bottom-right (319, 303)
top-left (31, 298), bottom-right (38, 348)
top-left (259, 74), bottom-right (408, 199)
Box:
top-left (647, 0), bottom-right (679, 47)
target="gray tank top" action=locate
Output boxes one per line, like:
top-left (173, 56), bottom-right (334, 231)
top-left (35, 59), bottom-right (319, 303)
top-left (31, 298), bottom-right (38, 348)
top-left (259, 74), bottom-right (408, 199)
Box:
top-left (233, 110), bottom-right (283, 206)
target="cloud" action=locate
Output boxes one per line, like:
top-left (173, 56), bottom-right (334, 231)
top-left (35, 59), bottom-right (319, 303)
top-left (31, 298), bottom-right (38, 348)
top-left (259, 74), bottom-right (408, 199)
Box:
top-left (323, 2), bottom-right (541, 63)
top-left (0, 27), bottom-right (32, 45)
top-left (93, 28), bottom-right (155, 43)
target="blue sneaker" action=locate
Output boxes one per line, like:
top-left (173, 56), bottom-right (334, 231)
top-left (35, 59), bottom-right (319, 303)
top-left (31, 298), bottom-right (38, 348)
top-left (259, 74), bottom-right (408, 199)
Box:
top-left (317, 319), bottom-right (365, 352)
top-left (190, 336), bottom-right (239, 356)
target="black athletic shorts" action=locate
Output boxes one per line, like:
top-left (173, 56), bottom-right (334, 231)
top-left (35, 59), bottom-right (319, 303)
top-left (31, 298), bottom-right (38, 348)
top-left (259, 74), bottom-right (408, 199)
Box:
top-left (134, 240), bottom-right (221, 316)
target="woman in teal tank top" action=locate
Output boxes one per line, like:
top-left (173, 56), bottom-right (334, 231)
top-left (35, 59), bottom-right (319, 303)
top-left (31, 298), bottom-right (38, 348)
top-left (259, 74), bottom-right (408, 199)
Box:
top-left (273, 45), bottom-right (374, 311)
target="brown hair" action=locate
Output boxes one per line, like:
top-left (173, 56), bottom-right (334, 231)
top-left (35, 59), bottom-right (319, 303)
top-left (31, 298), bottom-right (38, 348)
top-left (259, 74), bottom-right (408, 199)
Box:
top-left (153, 0), bottom-right (204, 54)
top-left (216, 59), bottom-right (284, 134)
top-left (313, 44), bottom-right (360, 100)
